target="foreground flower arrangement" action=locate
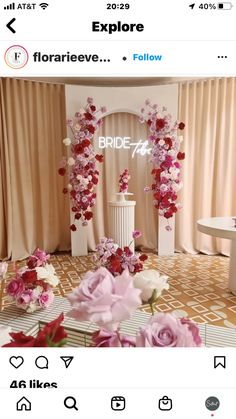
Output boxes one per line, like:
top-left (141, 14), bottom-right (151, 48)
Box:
top-left (58, 97), bottom-right (107, 231)
top-left (140, 100), bottom-right (185, 230)
top-left (3, 313), bottom-right (67, 347)
top-left (94, 231), bottom-right (148, 276)
top-left (68, 266), bottom-right (202, 347)
top-left (6, 249), bottom-right (59, 313)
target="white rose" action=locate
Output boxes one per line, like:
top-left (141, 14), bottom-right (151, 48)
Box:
top-left (133, 269), bottom-right (169, 302)
top-left (63, 137), bottom-right (71, 146)
top-left (68, 157), bottom-right (75, 166)
top-left (36, 264), bottom-right (59, 288)
top-left (26, 302), bottom-right (38, 313)
top-left (76, 174), bottom-right (82, 181)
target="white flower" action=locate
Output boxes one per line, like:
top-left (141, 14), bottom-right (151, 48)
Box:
top-left (68, 157), bottom-right (75, 166)
top-left (63, 137), bottom-right (71, 146)
top-left (26, 302), bottom-right (38, 313)
top-left (67, 183), bottom-right (72, 191)
top-left (36, 264), bottom-right (59, 288)
top-left (133, 269), bottom-right (169, 302)
top-left (76, 174), bottom-right (82, 181)
top-left (159, 139), bottom-right (165, 146)
top-left (74, 124), bottom-right (81, 131)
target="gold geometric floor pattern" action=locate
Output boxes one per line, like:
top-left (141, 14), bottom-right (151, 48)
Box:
top-left (1, 252), bottom-right (236, 328)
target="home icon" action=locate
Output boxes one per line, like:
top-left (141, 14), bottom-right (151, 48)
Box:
top-left (16, 397), bottom-right (31, 411)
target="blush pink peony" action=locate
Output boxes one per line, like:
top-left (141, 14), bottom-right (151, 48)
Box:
top-left (67, 267), bottom-right (141, 330)
top-left (136, 313), bottom-right (202, 347)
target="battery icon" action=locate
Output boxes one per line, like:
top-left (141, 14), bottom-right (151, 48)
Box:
top-left (218, 2), bottom-right (233, 9)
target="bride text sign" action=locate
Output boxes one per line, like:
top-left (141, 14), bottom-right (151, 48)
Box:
top-left (98, 136), bottom-right (152, 158)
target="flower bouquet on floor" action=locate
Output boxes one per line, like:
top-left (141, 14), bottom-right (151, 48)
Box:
top-left (0, 261), bottom-right (8, 311)
top-left (94, 231), bottom-right (148, 276)
top-left (6, 249), bottom-right (59, 313)
top-left (67, 266), bottom-right (202, 347)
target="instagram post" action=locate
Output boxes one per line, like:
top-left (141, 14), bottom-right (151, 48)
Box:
top-left (1, 1), bottom-right (236, 417)
top-left (0, 76), bottom-right (235, 348)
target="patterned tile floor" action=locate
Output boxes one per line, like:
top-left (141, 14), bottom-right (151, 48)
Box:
top-left (1, 252), bottom-right (236, 328)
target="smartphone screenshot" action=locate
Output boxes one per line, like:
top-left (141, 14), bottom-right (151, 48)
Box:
top-left (0, 0), bottom-right (236, 417)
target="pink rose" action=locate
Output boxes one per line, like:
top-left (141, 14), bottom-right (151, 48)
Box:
top-left (16, 289), bottom-right (34, 305)
top-left (136, 313), bottom-right (202, 347)
top-left (180, 318), bottom-right (202, 346)
top-left (38, 290), bottom-right (54, 308)
top-left (67, 267), bottom-right (141, 330)
top-left (7, 279), bottom-right (25, 298)
top-left (0, 262), bottom-right (8, 279)
top-left (92, 329), bottom-right (136, 347)
top-left (32, 248), bottom-right (50, 266)
top-left (132, 230), bottom-right (142, 240)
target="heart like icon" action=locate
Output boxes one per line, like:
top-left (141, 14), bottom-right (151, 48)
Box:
top-left (9, 356), bottom-right (24, 369)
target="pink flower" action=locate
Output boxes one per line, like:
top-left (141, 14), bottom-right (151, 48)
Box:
top-left (33, 248), bottom-right (50, 266)
top-left (7, 279), bottom-right (25, 297)
top-left (136, 313), bottom-right (202, 347)
top-left (132, 230), bottom-right (142, 240)
top-left (92, 329), bottom-right (136, 347)
top-left (0, 262), bottom-right (8, 279)
top-left (180, 318), bottom-right (202, 346)
top-left (16, 289), bottom-right (34, 305)
top-left (100, 106), bottom-right (107, 113)
top-left (67, 267), bottom-right (141, 330)
top-left (38, 290), bottom-right (54, 308)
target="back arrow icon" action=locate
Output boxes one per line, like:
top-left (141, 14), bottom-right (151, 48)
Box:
top-left (6, 18), bottom-right (16, 33)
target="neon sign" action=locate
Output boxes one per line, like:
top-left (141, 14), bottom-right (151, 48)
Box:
top-left (98, 137), bottom-right (152, 158)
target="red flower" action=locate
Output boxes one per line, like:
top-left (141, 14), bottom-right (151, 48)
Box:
top-left (82, 139), bottom-right (91, 148)
top-left (3, 313), bottom-right (67, 347)
top-left (3, 332), bottom-right (36, 347)
top-left (177, 152), bottom-right (185, 160)
top-left (178, 122), bottom-right (185, 130)
top-left (58, 167), bottom-right (66, 176)
top-left (63, 188), bottom-right (68, 194)
top-left (84, 211), bottom-right (93, 220)
top-left (90, 105), bottom-right (96, 112)
top-left (164, 137), bottom-right (173, 149)
top-left (87, 125), bottom-right (95, 134)
top-left (70, 224), bottom-right (77, 231)
top-left (71, 206), bottom-right (77, 212)
top-left (164, 210), bottom-right (173, 219)
top-left (36, 313), bottom-right (67, 347)
top-left (22, 270), bottom-right (37, 284)
top-left (139, 254), bottom-right (148, 262)
top-left (27, 255), bottom-right (38, 269)
top-left (92, 176), bottom-right (98, 185)
top-left (74, 144), bottom-right (84, 154)
top-left (95, 154), bottom-right (104, 163)
top-left (116, 248), bottom-right (123, 257)
top-left (84, 112), bottom-right (93, 121)
top-left (70, 190), bottom-right (77, 199)
top-left (156, 118), bottom-right (166, 130)
top-left (75, 213), bottom-right (81, 220)
top-left (147, 119), bottom-right (152, 126)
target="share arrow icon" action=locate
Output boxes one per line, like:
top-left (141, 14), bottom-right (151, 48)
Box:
top-left (60, 356), bottom-right (74, 368)
top-left (189, 3), bottom-right (195, 8)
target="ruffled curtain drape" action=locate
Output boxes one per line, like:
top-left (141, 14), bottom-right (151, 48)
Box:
top-left (0, 78), bottom-right (70, 260)
top-left (176, 78), bottom-right (236, 256)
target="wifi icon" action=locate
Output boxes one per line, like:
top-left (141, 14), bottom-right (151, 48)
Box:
top-left (39, 2), bottom-right (49, 9)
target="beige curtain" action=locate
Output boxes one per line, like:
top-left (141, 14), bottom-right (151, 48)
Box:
top-left (0, 78), bottom-right (70, 260)
top-left (87, 112), bottom-right (158, 251)
top-left (176, 77), bottom-right (236, 256)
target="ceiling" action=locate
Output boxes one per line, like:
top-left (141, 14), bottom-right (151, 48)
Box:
top-left (20, 77), bottom-right (205, 87)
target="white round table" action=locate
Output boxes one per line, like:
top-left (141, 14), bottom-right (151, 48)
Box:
top-left (197, 217), bottom-right (236, 294)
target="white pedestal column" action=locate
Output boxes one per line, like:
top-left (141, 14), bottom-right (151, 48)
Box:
top-left (70, 212), bottom-right (88, 257)
top-left (108, 200), bottom-right (136, 252)
top-left (158, 215), bottom-right (175, 256)
top-left (229, 240), bottom-right (236, 295)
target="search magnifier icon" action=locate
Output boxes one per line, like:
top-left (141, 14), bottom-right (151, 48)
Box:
top-left (64, 396), bottom-right (78, 411)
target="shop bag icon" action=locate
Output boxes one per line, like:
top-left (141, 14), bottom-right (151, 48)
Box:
top-left (158, 396), bottom-right (173, 411)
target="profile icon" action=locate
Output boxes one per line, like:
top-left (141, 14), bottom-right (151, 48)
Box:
top-left (4, 45), bottom-right (29, 69)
